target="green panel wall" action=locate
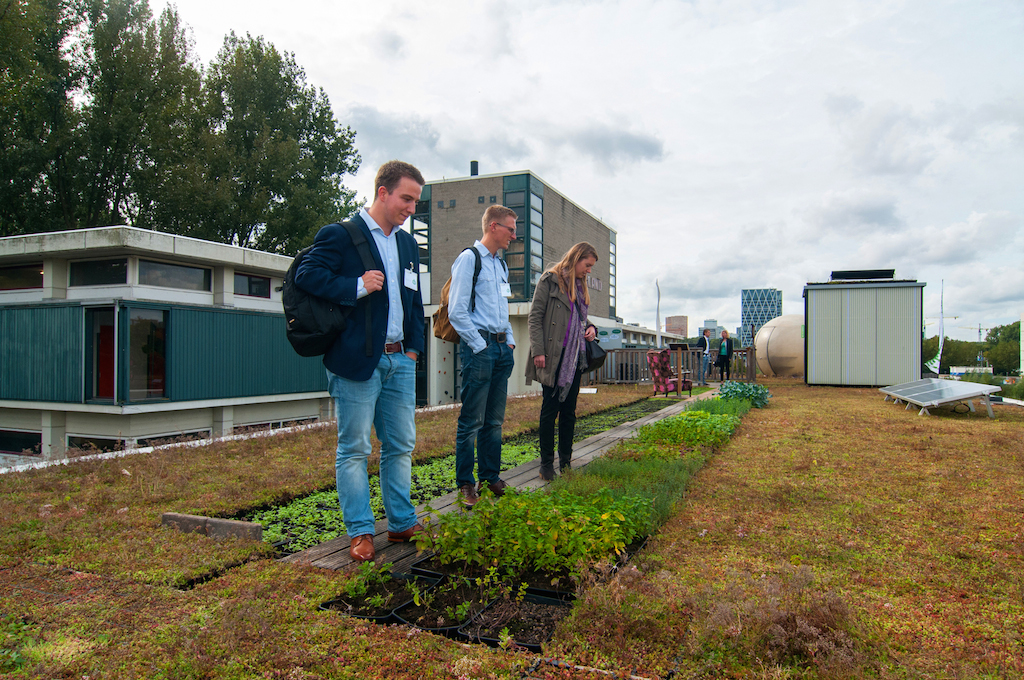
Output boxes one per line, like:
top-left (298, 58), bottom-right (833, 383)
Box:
top-left (165, 307), bottom-right (327, 401)
top-left (0, 305), bottom-right (83, 402)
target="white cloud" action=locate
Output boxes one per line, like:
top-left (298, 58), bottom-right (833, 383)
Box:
top-left (156, 0), bottom-right (1024, 339)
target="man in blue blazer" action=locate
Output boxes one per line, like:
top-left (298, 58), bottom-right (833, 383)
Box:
top-left (295, 160), bottom-right (426, 563)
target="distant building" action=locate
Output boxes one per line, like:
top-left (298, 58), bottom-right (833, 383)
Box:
top-left (0, 226), bottom-right (330, 463)
top-left (415, 165), bottom-right (619, 403)
top-left (664, 315), bottom-right (688, 337)
top-left (699, 319), bottom-right (725, 337)
top-left (740, 288), bottom-right (782, 347)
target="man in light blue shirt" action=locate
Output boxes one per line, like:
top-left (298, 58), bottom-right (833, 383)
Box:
top-left (448, 205), bottom-right (518, 506)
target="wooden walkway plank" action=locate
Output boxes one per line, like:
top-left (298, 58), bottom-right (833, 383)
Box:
top-left (282, 390), bottom-right (717, 571)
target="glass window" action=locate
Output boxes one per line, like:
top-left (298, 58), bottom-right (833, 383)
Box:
top-left (530, 193), bottom-right (543, 212)
top-left (70, 259), bottom-right (127, 286)
top-left (610, 274), bottom-right (615, 285)
top-left (0, 429), bottom-right (41, 455)
top-left (531, 270), bottom-right (541, 285)
top-left (449, 199), bottom-right (456, 208)
top-left (530, 239), bottom-right (543, 257)
top-left (531, 225), bottom-right (543, 242)
top-left (234, 273), bottom-right (271, 298)
top-left (610, 262), bottom-right (616, 274)
top-left (129, 308), bottom-right (167, 401)
top-left (490, 196), bottom-right (497, 203)
top-left (531, 208), bottom-right (543, 227)
top-left (437, 201), bottom-right (444, 208)
top-left (86, 307), bottom-right (116, 400)
top-left (478, 196), bottom-right (485, 204)
top-left (610, 242), bottom-right (616, 254)
top-left (504, 191), bottom-right (525, 206)
top-left (505, 252), bottom-right (524, 269)
top-left (530, 258), bottom-right (543, 272)
top-left (0, 264), bottom-right (43, 290)
top-left (137, 430), bottom-right (211, 447)
top-left (139, 260), bottom-right (210, 291)
top-left (67, 436), bottom-right (124, 453)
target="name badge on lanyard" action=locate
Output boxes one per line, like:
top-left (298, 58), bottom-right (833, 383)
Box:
top-left (404, 265), bottom-right (418, 291)
top-left (499, 281), bottom-right (512, 298)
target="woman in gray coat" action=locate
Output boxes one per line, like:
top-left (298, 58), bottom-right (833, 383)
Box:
top-left (525, 242), bottom-right (599, 480)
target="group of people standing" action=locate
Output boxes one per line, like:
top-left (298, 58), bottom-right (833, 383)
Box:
top-left (696, 327), bottom-right (735, 386)
top-left (295, 160), bottom-right (599, 562)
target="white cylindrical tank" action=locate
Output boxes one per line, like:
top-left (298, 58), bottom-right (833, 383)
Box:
top-left (754, 315), bottom-right (804, 377)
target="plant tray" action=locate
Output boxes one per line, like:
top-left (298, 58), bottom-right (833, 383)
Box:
top-left (392, 576), bottom-right (489, 639)
top-left (409, 554), bottom-right (490, 581)
top-left (518, 567), bottom-right (576, 602)
top-left (458, 593), bottom-right (573, 652)
top-left (319, 573), bottom-right (439, 624)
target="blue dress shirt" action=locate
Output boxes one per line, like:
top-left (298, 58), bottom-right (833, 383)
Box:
top-left (355, 208), bottom-right (405, 347)
top-left (448, 241), bottom-right (515, 354)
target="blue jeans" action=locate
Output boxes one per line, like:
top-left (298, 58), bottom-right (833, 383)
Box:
top-left (327, 353), bottom-right (418, 538)
top-left (699, 354), bottom-right (710, 384)
top-left (456, 338), bottom-right (515, 487)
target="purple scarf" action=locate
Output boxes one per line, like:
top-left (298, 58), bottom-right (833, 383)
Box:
top-left (556, 279), bottom-right (588, 401)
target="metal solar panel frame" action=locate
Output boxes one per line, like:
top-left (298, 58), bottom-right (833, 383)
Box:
top-left (879, 378), bottom-right (1002, 418)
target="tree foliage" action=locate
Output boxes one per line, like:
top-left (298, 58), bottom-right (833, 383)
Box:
top-left (0, 0), bottom-right (359, 253)
top-left (924, 320), bottom-right (1021, 377)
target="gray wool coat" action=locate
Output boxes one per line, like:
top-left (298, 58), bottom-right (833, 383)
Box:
top-left (525, 271), bottom-right (594, 388)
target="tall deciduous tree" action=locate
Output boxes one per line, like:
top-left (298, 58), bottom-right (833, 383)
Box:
top-left (193, 32), bottom-right (360, 254)
top-left (984, 321), bottom-right (1020, 376)
top-left (0, 0), bottom-right (80, 235)
top-left (1, 1), bottom-right (360, 253)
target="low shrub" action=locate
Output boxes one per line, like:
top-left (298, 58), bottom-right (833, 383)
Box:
top-left (686, 396), bottom-right (752, 417)
top-left (634, 410), bottom-right (740, 450)
top-left (418, 488), bottom-right (651, 577)
top-left (556, 452), bottom-right (707, 526)
top-left (718, 381), bottom-right (771, 408)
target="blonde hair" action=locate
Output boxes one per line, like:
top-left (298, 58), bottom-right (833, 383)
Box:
top-left (547, 242), bottom-right (598, 305)
top-left (481, 205), bottom-right (517, 235)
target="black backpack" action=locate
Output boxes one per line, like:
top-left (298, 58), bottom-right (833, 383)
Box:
top-left (283, 221), bottom-right (377, 358)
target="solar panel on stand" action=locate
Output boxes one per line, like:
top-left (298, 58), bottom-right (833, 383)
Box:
top-left (879, 378), bottom-right (1001, 418)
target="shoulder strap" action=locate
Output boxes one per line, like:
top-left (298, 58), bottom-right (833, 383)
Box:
top-left (341, 220), bottom-right (375, 357)
top-left (467, 247), bottom-right (483, 313)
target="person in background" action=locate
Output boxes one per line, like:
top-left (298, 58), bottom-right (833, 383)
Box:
top-left (448, 205), bottom-right (518, 506)
top-left (716, 329), bottom-right (734, 382)
top-left (525, 242), bottom-right (599, 481)
top-left (696, 328), bottom-right (712, 386)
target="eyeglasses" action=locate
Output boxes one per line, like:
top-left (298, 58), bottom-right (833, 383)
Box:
top-left (492, 222), bottom-right (516, 236)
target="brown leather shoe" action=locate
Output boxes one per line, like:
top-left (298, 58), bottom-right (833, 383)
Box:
top-left (458, 484), bottom-right (479, 507)
top-left (478, 478), bottom-right (508, 498)
top-left (349, 534), bottom-right (375, 562)
top-left (387, 523), bottom-right (423, 543)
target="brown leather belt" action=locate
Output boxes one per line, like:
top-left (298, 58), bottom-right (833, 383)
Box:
top-left (384, 342), bottom-right (404, 354)
top-left (478, 330), bottom-right (507, 343)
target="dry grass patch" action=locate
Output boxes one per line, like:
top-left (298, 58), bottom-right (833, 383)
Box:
top-left (658, 379), bottom-right (1024, 678)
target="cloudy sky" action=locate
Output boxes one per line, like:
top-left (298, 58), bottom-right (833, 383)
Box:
top-left (157, 0), bottom-right (1023, 341)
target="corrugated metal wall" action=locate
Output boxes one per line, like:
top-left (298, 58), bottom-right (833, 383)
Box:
top-left (806, 284), bottom-right (922, 386)
top-left (166, 307), bottom-right (326, 401)
top-left (807, 288), bottom-right (843, 385)
top-left (876, 287), bottom-right (921, 385)
top-left (0, 305), bottom-right (83, 402)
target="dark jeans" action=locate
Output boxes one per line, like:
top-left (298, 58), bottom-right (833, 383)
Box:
top-left (718, 356), bottom-right (730, 381)
top-left (539, 351), bottom-right (582, 475)
top-left (456, 338), bottom-right (515, 487)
